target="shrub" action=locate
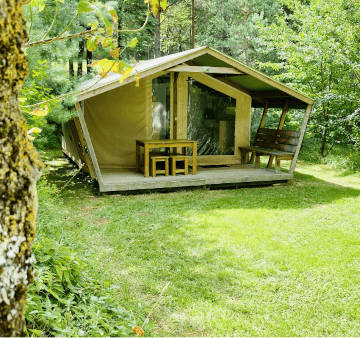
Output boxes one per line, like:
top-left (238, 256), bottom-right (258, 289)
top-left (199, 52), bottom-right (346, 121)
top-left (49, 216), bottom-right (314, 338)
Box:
top-left (25, 176), bottom-right (137, 337)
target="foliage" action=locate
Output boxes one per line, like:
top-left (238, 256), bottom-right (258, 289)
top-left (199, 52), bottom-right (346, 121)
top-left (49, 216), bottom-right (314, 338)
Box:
top-left (160, 0), bottom-right (192, 54)
top-left (25, 173), bottom-right (137, 337)
top-left (299, 139), bottom-right (360, 172)
top-left (257, 0), bottom-right (360, 156)
top-left (20, 59), bottom-right (73, 149)
top-left (21, 0), bottom-right (167, 149)
top-left (195, 0), bottom-right (281, 64)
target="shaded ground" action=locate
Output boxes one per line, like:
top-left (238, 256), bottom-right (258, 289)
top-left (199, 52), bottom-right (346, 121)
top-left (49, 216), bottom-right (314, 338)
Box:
top-left (40, 150), bottom-right (360, 336)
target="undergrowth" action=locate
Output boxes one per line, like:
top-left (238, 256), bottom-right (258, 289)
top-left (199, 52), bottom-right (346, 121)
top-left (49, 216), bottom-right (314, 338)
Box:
top-left (299, 139), bottom-right (360, 171)
top-left (25, 174), bottom-right (137, 337)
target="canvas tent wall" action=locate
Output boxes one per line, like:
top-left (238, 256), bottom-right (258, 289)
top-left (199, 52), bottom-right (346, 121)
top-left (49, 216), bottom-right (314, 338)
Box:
top-left (62, 71), bottom-right (252, 170)
top-left (62, 46), bottom-right (314, 188)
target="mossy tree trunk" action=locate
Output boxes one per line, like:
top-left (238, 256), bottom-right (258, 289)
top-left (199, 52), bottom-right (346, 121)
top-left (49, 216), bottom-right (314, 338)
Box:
top-left (0, 1), bottom-right (43, 336)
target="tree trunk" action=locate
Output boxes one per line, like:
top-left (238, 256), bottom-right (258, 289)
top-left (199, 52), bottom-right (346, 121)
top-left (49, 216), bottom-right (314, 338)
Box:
top-left (319, 131), bottom-right (326, 157)
top-left (86, 50), bottom-right (92, 74)
top-left (242, 0), bottom-right (249, 64)
top-left (78, 38), bottom-right (85, 78)
top-left (154, 11), bottom-right (161, 58)
top-left (191, 0), bottom-right (195, 48)
top-left (117, 1), bottom-right (123, 55)
top-left (69, 57), bottom-right (74, 77)
top-left (0, 1), bottom-right (43, 336)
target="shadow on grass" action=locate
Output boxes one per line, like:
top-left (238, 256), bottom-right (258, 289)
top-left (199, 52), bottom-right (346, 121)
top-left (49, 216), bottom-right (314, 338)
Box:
top-left (40, 150), bottom-right (360, 211)
top-left (44, 151), bottom-right (360, 336)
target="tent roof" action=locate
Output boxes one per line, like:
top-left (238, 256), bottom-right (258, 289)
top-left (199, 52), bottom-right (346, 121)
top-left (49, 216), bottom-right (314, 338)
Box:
top-left (78, 46), bottom-right (313, 108)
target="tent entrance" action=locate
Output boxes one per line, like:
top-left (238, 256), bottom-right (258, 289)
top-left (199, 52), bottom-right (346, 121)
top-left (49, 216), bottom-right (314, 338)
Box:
top-left (187, 78), bottom-right (236, 156)
top-left (152, 74), bottom-right (171, 141)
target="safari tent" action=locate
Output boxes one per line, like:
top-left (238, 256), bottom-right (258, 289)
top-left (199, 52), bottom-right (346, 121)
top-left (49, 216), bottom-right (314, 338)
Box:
top-left (62, 46), bottom-right (314, 192)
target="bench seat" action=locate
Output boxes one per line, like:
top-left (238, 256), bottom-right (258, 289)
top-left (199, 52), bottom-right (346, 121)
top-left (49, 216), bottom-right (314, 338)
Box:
top-left (239, 128), bottom-right (300, 174)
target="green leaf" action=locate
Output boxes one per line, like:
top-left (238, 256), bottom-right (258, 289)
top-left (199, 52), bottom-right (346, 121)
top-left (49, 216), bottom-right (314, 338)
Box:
top-left (55, 265), bottom-right (63, 280)
top-left (127, 37), bottom-right (138, 48)
top-left (107, 6), bottom-right (118, 23)
top-left (28, 329), bottom-right (43, 336)
top-left (110, 284), bottom-right (121, 289)
top-left (160, 0), bottom-right (167, 11)
top-left (86, 36), bottom-right (98, 52)
top-left (78, 0), bottom-right (95, 13)
top-left (40, 255), bottom-right (52, 262)
top-left (38, 0), bottom-right (45, 12)
top-left (63, 270), bottom-right (71, 285)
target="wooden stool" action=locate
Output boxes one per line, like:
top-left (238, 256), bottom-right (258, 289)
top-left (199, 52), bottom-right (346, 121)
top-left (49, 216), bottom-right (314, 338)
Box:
top-left (169, 154), bottom-right (188, 176)
top-left (150, 156), bottom-right (169, 177)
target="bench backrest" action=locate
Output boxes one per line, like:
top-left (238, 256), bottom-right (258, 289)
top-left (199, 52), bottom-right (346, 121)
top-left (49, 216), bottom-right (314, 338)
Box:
top-left (254, 128), bottom-right (301, 153)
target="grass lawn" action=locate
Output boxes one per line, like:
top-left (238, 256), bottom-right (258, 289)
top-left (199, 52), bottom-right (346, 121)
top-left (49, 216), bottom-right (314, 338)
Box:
top-left (40, 150), bottom-right (360, 336)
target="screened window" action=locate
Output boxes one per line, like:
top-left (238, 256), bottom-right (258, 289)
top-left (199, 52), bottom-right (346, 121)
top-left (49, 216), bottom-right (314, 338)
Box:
top-left (187, 79), bottom-right (236, 155)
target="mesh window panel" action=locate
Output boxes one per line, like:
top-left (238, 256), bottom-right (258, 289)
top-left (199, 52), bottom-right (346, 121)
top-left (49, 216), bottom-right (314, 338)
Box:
top-left (187, 79), bottom-right (236, 156)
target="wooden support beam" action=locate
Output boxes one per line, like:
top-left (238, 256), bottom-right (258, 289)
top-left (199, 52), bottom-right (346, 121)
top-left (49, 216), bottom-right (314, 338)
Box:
top-left (278, 99), bottom-right (289, 129)
top-left (172, 72), bottom-right (179, 140)
top-left (267, 99), bottom-right (289, 168)
top-left (289, 104), bottom-right (312, 174)
top-left (167, 65), bottom-right (243, 75)
top-left (250, 100), bottom-right (269, 164)
top-left (75, 102), bottom-right (104, 184)
top-left (259, 100), bottom-right (270, 128)
top-left (210, 76), bottom-right (266, 104)
top-left (69, 118), bottom-right (89, 174)
top-left (212, 74), bottom-right (248, 79)
top-left (73, 117), bottom-right (95, 179)
top-left (183, 60), bottom-right (262, 102)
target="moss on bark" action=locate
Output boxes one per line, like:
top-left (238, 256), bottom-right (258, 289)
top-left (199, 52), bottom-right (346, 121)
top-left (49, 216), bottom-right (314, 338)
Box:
top-left (0, 1), bottom-right (43, 336)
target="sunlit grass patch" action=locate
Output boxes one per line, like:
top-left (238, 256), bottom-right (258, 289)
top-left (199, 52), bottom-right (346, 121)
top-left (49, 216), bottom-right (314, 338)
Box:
top-left (41, 150), bottom-right (360, 336)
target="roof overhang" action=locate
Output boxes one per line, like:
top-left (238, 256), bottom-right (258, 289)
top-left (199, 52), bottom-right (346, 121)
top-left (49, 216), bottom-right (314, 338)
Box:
top-left (77, 46), bottom-right (313, 109)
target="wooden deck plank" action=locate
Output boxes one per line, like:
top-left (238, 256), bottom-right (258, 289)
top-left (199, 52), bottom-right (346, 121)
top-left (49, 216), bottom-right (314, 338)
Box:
top-left (98, 164), bottom-right (293, 192)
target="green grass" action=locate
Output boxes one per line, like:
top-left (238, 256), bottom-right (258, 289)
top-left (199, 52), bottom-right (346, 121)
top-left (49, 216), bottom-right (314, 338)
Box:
top-left (40, 149), bottom-right (360, 336)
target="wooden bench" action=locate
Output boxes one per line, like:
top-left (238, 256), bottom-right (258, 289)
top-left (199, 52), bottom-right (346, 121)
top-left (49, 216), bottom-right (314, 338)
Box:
top-left (239, 128), bottom-right (301, 174)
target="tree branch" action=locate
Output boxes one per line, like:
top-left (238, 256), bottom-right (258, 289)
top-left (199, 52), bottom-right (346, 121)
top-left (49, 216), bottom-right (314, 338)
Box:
top-left (25, 13), bottom-right (79, 47)
top-left (24, 9), bottom-right (150, 48)
top-left (325, 139), bottom-right (336, 157)
top-left (21, 50), bottom-right (130, 110)
top-left (42, 1), bottom-right (59, 40)
top-left (27, 5), bottom-right (33, 40)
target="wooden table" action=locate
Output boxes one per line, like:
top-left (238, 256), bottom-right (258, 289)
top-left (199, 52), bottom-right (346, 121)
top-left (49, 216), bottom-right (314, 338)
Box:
top-left (136, 139), bottom-right (197, 177)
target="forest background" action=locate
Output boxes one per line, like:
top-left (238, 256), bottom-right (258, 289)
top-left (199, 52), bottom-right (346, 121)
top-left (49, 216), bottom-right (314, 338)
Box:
top-left (22, 0), bottom-right (360, 162)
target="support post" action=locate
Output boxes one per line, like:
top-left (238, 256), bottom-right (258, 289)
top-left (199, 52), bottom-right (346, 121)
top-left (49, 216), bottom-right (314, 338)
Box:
top-left (289, 104), bottom-right (313, 174)
top-left (75, 102), bottom-right (104, 184)
top-left (69, 118), bottom-right (89, 173)
top-left (73, 117), bottom-right (95, 179)
top-left (172, 72), bottom-right (179, 140)
top-left (267, 99), bottom-right (289, 168)
top-left (250, 100), bottom-right (269, 164)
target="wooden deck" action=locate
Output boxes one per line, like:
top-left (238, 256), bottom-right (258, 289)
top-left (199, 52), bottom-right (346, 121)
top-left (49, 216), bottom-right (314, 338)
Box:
top-left (99, 164), bottom-right (293, 192)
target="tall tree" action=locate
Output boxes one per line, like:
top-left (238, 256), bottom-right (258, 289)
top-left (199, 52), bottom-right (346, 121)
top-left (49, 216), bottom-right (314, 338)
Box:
top-left (191, 0), bottom-right (195, 48)
top-left (195, 0), bottom-right (281, 64)
top-left (257, 0), bottom-right (360, 156)
top-left (0, 0), bottom-right (166, 334)
top-left (0, 1), bottom-right (43, 335)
